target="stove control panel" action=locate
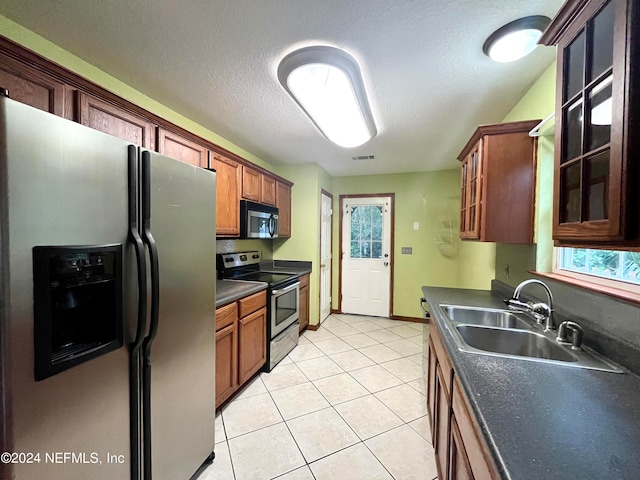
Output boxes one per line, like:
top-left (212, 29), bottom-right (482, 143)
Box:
top-left (218, 250), bottom-right (262, 271)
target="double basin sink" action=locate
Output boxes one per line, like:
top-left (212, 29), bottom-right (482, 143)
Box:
top-left (440, 305), bottom-right (623, 373)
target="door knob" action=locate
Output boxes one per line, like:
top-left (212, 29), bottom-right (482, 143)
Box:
top-left (384, 262), bottom-right (389, 267)
top-left (384, 253), bottom-right (389, 258)
top-left (321, 263), bottom-right (326, 268)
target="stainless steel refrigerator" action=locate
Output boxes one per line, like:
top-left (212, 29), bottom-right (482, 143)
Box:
top-left (0, 96), bottom-right (216, 480)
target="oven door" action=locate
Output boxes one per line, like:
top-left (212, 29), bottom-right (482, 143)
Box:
top-left (270, 281), bottom-right (299, 338)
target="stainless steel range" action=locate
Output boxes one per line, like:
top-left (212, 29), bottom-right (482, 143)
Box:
top-left (217, 251), bottom-right (299, 371)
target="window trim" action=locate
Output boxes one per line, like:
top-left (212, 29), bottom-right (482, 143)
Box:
top-left (533, 247), bottom-right (640, 305)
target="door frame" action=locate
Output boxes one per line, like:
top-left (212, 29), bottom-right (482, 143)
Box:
top-left (338, 193), bottom-right (395, 317)
top-left (319, 189), bottom-right (333, 323)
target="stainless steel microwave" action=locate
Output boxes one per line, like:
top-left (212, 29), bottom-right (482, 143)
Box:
top-left (240, 200), bottom-right (279, 238)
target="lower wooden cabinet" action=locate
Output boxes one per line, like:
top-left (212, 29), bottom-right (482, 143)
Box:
top-left (298, 274), bottom-right (310, 333)
top-left (427, 321), bottom-right (498, 480)
top-left (238, 307), bottom-right (267, 384)
top-left (215, 290), bottom-right (267, 409)
top-left (215, 322), bottom-right (238, 407)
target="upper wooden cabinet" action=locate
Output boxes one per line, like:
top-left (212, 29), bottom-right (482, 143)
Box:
top-left (78, 93), bottom-right (156, 149)
top-left (457, 120), bottom-right (539, 243)
top-left (261, 175), bottom-right (276, 206)
top-left (242, 166), bottom-right (280, 206)
top-left (0, 53), bottom-right (66, 117)
top-left (276, 181), bottom-right (292, 238)
top-left (241, 165), bottom-right (261, 202)
top-left (211, 153), bottom-right (241, 237)
top-left (541, 0), bottom-right (640, 246)
top-left (158, 128), bottom-right (209, 168)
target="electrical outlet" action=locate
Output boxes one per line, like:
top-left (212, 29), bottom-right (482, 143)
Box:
top-left (401, 247), bottom-right (413, 254)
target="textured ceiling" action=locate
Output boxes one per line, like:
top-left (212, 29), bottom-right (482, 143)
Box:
top-left (0, 0), bottom-right (562, 176)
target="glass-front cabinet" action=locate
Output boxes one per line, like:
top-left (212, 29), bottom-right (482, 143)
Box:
top-left (541, 0), bottom-right (639, 245)
top-left (459, 140), bottom-right (482, 240)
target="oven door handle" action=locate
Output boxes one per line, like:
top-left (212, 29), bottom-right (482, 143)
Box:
top-left (272, 281), bottom-right (300, 296)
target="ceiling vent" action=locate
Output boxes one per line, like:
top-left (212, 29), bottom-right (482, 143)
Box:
top-left (351, 155), bottom-right (375, 161)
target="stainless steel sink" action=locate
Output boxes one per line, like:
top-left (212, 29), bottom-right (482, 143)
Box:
top-left (441, 305), bottom-right (531, 329)
top-left (455, 325), bottom-right (575, 362)
top-left (438, 304), bottom-right (624, 373)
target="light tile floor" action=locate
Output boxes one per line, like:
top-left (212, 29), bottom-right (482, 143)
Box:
top-left (199, 313), bottom-right (437, 480)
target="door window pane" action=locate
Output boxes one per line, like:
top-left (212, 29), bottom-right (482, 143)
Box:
top-left (564, 29), bottom-right (586, 101)
top-left (563, 100), bottom-right (583, 162)
top-left (589, 1), bottom-right (615, 82)
top-left (349, 205), bottom-right (383, 259)
top-left (585, 151), bottom-right (609, 221)
top-left (561, 163), bottom-right (582, 223)
top-left (587, 76), bottom-right (612, 151)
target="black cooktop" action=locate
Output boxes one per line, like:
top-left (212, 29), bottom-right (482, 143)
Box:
top-left (218, 251), bottom-right (300, 289)
top-left (236, 272), bottom-right (294, 285)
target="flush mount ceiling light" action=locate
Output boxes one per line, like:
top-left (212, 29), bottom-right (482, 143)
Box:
top-left (483, 16), bottom-right (551, 63)
top-left (278, 46), bottom-right (377, 148)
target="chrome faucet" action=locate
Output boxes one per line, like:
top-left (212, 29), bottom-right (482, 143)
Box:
top-left (505, 279), bottom-right (556, 331)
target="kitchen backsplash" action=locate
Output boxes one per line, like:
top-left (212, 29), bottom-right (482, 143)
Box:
top-left (216, 239), bottom-right (273, 259)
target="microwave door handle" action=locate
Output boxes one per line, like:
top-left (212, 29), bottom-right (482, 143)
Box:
top-left (269, 214), bottom-right (275, 237)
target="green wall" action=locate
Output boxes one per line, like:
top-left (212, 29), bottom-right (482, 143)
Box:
top-left (331, 170), bottom-right (463, 318)
top-left (272, 163), bottom-right (333, 326)
top-left (496, 62), bottom-right (557, 288)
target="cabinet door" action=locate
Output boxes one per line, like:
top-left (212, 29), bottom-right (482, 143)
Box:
top-left (450, 417), bottom-right (474, 480)
top-left (427, 338), bottom-right (437, 437)
top-left (238, 307), bottom-right (266, 384)
top-left (261, 175), bottom-right (276, 206)
top-left (0, 53), bottom-right (65, 117)
top-left (242, 166), bottom-right (261, 201)
top-left (276, 181), bottom-right (292, 238)
top-left (434, 363), bottom-right (452, 480)
top-left (298, 275), bottom-right (310, 333)
top-left (211, 154), bottom-right (241, 236)
top-left (78, 92), bottom-right (156, 148)
top-left (460, 140), bottom-right (482, 240)
top-left (215, 322), bottom-right (238, 408)
top-left (158, 128), bottom-right (208, 168)
top-left (550, 0), bottom-right (634, 243)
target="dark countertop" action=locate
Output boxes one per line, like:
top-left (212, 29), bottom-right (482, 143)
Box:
top-left (422, 286), bottom-right (640, 480)
top-left (217, 279), bottom-right (267, 307)
top-left (259, 259), bottom-right (312, 276)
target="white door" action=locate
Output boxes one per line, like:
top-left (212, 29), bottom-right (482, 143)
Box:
top-left (320, 192), bottom-right (333, 323)
top-left (341, 196), bottom-right (392, 317)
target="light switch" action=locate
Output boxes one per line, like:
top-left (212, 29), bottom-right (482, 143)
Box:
top-left (413, 222), bottom-right (419, 230)
top-left (401, 247), bottom-right (412, 254)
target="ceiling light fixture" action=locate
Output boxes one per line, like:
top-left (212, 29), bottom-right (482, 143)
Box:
top-left (483, 16), bottom-right (551, 63)
top-left (278, 46), bottom-right (377, 148)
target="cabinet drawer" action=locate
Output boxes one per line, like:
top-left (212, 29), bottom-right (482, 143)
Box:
top-left (238, 290), bottom-right (267, 318)
top-left (216, 302), bottom-right (238, 331)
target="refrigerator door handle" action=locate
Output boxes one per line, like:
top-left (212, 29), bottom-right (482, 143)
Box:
top-left (128, 145), bottom-right (147, 480)
top-left (140, 150), bottom-right (160, 480)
